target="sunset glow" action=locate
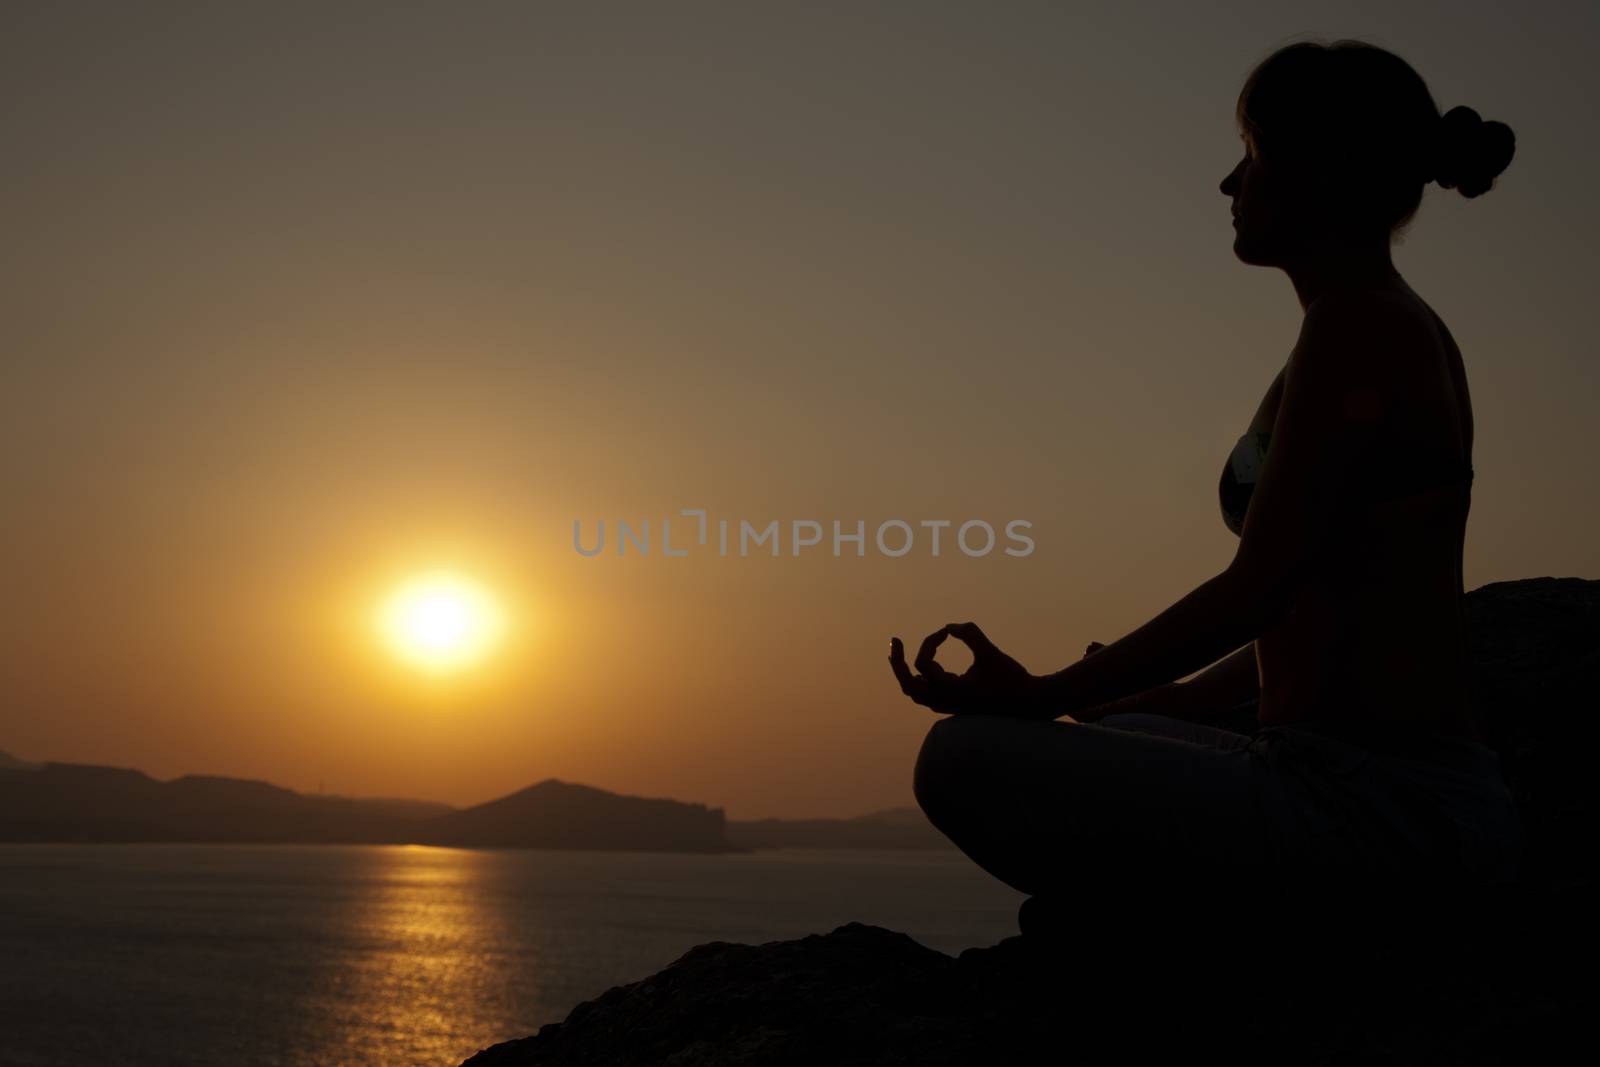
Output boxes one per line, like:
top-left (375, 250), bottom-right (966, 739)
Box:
top-left (377, 572), bottom-right (505, 673)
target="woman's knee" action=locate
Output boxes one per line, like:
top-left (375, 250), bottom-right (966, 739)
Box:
top-left (912, 717), bottom-right (958, 816)
top-left (912, 714), bottom-right (1029, 818)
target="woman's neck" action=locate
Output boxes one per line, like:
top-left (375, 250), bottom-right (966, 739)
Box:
top-left (1284, 237), bottom-right (1402, 313)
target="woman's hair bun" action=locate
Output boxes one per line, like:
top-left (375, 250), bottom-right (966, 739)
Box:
top-left (1431, 105), bottom-right (1515, 198)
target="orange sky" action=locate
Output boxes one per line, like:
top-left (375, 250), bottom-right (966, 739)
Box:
top-left (2, 3), bottom-right (1595, 817)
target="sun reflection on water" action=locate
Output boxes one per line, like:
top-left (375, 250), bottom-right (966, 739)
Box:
top-left (298, 846), bottom-right (542, 1066)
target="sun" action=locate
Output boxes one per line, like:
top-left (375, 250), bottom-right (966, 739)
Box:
top-left (377, 571), bottom-right (505, 673)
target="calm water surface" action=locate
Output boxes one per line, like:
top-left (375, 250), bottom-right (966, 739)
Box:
top-left (0, 845), bottom-right (1022, 1066)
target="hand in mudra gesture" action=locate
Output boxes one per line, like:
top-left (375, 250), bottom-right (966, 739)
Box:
top-left (888, 621), bottom-right (1045, 718)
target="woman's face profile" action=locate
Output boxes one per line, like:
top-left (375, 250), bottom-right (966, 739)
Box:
top-left (1221, 132), bottom-right (1280, 266)
top-left (1216, 129), bottom-right (1318, 267)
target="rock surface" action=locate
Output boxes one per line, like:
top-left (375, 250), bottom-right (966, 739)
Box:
top-left (461, 899), bottom-right (1589, 1066)
top-left (462, 577), bottom-right (1598, 1066)
top-left (1461, 577), bottom-right (1599, 889)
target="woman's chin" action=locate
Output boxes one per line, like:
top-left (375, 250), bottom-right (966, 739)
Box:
top-left (1231, 233), bottom-right (1274, 266)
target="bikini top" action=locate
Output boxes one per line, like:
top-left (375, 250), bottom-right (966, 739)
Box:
top-left (1219, 427), bottom-right (1474, 536)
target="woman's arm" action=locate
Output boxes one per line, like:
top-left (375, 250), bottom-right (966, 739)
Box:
top-left (1030, 567), bottom-right (1283, 721)
top-left (1068, 643), bottom-right (1258, 722)
top-left (1178, 642), bottom-right (1261, 710)
top-left (1028, 290), bottom-right (1410, 722)
top-left (897, 294), bottom-right (1404, 723)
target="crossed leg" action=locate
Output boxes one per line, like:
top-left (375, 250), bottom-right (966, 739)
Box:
top-left (912, 713), bottom-right (1273, 900)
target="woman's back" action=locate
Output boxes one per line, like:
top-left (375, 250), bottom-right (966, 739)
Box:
top-left (1253, 280), bottom-right (1480, 741)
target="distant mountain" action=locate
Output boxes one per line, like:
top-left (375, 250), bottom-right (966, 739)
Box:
top-left (417, 778), bottom-right (738, 852)
top-left (0, 754), bottom-right (935, 851)
top-left (0, 750), bottom-right (41, 772)
top-left (849, 806), bottom-right (931, 827)
top-left (0, 763), bottom-right (451, 845)
top-left (726, 806), bottom-right (953, 851)
top-left (334, 795), bottom-right (457, 821)
top-left (0, 762), bottom-right (739, 852)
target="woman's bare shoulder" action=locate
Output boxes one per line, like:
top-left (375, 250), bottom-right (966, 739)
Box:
top-left (1297, 282), bottom-right (1439, 369)
top-left (1305, 280), bottom-right (1424, 323)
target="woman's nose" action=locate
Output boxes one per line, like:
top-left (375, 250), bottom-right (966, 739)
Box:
top-left (1219, 158), bottom-right (1245, 198)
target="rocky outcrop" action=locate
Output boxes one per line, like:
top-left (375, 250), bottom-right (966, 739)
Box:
top-left (1462, 577), bottom-right (1599, 889)
top-left (462, 923), bottom-right (996, 1067)
top-left (461, 894), bottom-right (1589, 1066)
top-left (462, 577), bottom-right (1599, 1066)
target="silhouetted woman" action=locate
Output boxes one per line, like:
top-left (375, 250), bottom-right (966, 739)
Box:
top-left (892, 40), bottom-right (1521, 915)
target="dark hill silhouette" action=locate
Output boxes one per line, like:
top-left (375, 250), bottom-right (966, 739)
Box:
top-left (849, 806), bottom-right (931, 827)
top-left (416, 778), bottom-right (736, 852)
top-left (0, 762), bottom-right (445, 844)
top-left (332, 795), bottom-right (456, 821)
top-left (0, 761), bottom-right (944, 851)
top-left (0, 749), bottom-right (40, 772)
top-left (726, 805), bottom-right (953, 850)
top-left (0, 766), bottom-right (766, 851)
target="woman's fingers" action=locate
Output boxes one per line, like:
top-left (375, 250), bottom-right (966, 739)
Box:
top-left (890, 638), bottom-right (935, 707)
top-left (914, 627), bottom-right (953, 678)
top-left (946, 621), bottom-right (998, 657)
top-left (888, 637), bottom-right (918, 690)
top-left (890, 636), bottom-right (960, 711)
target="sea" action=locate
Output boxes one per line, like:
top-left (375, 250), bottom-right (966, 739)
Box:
top-left (0, 845), bottom-right (1024, 1066)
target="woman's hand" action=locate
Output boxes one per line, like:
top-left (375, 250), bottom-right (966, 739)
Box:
top-left (888, 621), bottom-right (1047, 718)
